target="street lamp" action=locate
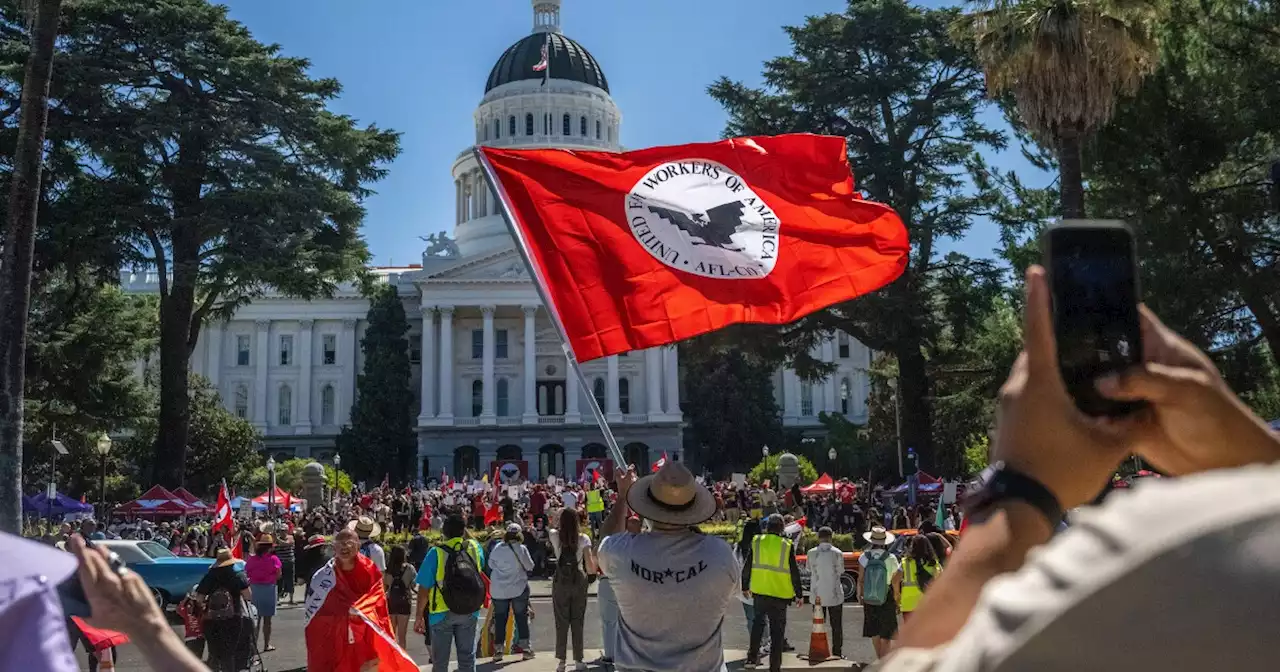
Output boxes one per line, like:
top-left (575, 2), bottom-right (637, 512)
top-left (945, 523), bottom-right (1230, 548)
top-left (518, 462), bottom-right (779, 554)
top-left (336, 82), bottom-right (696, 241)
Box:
top-left (267, 456), bottom-right (276, 518)
top-left (828, 446), bottom-right (838, 482)
top-left (762, 445), bottom-right (770, 458)
top-left (334, 453), bottom-right (341, 470)
top-left (94, 433), bottom-right (112, 515)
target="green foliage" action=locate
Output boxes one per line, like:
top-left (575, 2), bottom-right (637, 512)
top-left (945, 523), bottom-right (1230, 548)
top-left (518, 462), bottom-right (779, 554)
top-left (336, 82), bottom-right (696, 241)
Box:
top-left (962, 433), bottom-right (991, 478)
top-left (747, 453), bottom-right (818, 485)
top-left (336, 284), bottom-right (416, 485)
top-left (325, 464), bottom-right (353, 495)
top-left (813, 412), bottom-right (880, 482)
top-left (707, 0), bottom-right (1045, 473)
top-left (231, 457), bottom-right (352, 498)
top-left (0, 0), bottom-right (401, 484)
top-left (681, 347), bottom-right (784, 473)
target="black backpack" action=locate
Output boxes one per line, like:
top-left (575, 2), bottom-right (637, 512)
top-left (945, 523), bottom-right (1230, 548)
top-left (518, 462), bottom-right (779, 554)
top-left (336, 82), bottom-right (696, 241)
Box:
top-left (204, 587), bottom-right (237, 621)
top-left (438, 544), bottom-right (486, 615)
top-left (554, 543), bottom-right (587, 590)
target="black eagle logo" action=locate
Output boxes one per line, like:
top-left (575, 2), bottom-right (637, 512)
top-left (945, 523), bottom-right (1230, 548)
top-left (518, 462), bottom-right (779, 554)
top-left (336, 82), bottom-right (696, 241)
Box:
top-left (646, 200), bottom-right (749, 251)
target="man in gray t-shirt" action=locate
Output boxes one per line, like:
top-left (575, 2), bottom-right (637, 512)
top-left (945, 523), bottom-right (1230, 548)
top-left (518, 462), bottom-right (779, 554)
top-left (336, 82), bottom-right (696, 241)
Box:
top-left (598, 462), bottom-right (738, 672)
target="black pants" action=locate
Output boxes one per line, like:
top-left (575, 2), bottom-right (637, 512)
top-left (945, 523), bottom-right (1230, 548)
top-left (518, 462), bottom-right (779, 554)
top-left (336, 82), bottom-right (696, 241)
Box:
top-left (552, 581), bottom-right (588, 661)
top-left (748, 595), bottom-right (789, 672)
top-left (826, 604), bottom-right (844, 657)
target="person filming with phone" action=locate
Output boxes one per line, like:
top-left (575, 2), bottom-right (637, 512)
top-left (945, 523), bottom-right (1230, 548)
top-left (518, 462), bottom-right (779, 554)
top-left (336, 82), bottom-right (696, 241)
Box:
top-left (871, 246), bottom-right (1280, 671)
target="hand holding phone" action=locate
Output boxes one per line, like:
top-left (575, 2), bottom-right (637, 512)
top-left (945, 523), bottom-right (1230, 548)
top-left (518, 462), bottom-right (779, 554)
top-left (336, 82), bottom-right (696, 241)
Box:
top-left (1043, 220), bottom-right (1145, 416)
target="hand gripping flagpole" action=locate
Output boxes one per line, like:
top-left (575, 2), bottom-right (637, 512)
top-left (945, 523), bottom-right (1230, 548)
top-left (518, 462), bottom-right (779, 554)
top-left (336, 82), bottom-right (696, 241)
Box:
top-left (473, 147), bottom-right (629, 471)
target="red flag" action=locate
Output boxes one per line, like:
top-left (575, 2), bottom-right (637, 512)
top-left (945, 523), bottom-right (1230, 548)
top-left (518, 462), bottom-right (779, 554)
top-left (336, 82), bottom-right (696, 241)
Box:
top-left (591, 469), bottom-right (604, 485)
top-left (479, 135), bottom-right (908, 361)
top-left (212, 481), bottom-right (233, 534)
top-left (484, 501), bottom-right (503, 527)
top-left (70, 617), bottom-right (129, 651)
top-left (651, 451), bottom-right (668, 473)
top-left (304, 554), bottom-right (417, 672)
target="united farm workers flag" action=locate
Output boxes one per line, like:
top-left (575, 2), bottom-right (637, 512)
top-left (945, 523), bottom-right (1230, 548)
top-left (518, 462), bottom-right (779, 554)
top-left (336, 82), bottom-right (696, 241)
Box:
top-left (304, 554), bottom-right (417, 671)
top-left (479, 134), bottom-right (908, 361)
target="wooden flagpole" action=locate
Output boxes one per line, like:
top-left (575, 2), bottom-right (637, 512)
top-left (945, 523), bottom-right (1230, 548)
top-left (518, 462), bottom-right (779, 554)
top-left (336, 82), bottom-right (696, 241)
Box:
top-left (473, 148), bottom-right (629, 471)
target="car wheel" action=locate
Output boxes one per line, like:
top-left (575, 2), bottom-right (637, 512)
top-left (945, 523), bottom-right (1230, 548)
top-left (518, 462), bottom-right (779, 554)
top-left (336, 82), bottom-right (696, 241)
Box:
top-left (840, 572), bottom-right (857, 602)
top-left (151, 587), bottom-right (167, 610)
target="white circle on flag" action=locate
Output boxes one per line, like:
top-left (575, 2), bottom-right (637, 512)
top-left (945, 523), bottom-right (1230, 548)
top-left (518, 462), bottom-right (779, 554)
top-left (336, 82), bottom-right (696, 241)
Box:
top-left (624, 160), bottom-right (780, 279)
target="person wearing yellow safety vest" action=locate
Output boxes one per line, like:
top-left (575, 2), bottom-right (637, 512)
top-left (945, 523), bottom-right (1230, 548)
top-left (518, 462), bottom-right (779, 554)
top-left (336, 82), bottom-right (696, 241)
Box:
top-left (414, 514), bottom-right (486, 672)
top-left (741, 514), bottom-right (803, 672)
top-left (585, 485), bottom-right (606, 539)
top-left (900, 535), bottom-right (941, 623)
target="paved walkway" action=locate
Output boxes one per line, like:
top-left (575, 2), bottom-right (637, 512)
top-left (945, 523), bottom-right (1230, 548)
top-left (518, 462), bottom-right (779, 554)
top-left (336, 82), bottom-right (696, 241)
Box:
top-left (420, 651), bottom-right (867, 671)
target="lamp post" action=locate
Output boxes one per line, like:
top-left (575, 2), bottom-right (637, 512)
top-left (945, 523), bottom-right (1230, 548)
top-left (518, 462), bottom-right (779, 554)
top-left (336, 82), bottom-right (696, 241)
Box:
top-left (94, 434), bottom-right (112, 515)
top-left (762, 445), bottom-right (770, 459)
top-left (828, 446), bottom-right (838, 481)
top-left (267, 456), bottom-right (276, 519)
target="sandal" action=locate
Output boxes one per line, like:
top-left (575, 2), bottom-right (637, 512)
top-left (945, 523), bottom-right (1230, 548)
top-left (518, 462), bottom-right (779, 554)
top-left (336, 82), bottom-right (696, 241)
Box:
top-left (264, 645), bottom-right (277, 652)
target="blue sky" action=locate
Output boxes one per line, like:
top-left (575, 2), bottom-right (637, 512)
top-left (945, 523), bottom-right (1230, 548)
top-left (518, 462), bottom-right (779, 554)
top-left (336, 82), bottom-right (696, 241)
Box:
top-left (219, 0), bottom-right (1048, 266)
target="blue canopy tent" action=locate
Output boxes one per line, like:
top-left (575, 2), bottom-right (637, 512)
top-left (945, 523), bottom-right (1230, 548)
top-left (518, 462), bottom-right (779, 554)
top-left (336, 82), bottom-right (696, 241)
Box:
top-left (24, 491), bottom-right (94, 517)
top-left (228, 496), bottom-right (304, 513)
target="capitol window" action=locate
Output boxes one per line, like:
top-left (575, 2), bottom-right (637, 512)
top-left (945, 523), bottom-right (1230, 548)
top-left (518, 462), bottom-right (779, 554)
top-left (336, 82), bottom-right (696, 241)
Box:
top-left (596, 119), bottom-right (601, 139)
top-left (322, 334), bottom-right (337, 365)
top-left (496, 378), bottom-right (509, 416)
top-left (493, 118), bottom-right (501, 139)
top-left (618, 377), bottom-right (630, 414)
top-left (838, 332), bottom-right (850, 358)
top-left (840, 378), bottom-right (852, 414)
top-left (510, 115), bottom-right (516, 136)
top-left (580, 116), bottom-right (587, 137)
top-left (482, 123), bottom-right (488, 141)
top-left (496, 329), bottom-right (509, 358)
top-left (234, 384), bottom-right (249, 419)
top-left (278, 385), bottom-right (292, 425)
top-left (800, 384), bottom-right (814, 416)
top-left (279, 334), bottom-right (293, 366)
top-left (471, 380), bottom-right (483, 417)
top-left (471, 329), bottom-right (483, 359)
top-left (563, 113), bottom-right (571, 136)
top-left (592, 377), bottom-right (605, 409)
top-left (320, 385), bottom-right (335, 425)
top-left (525, 113), bottom-right (534, 136)
top-left (236, 335), bottom-right (250, 366)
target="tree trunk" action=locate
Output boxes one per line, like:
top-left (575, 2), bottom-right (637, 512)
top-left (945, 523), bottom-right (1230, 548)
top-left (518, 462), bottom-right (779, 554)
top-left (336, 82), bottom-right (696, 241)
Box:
top-left (895, 333), bottom-right (934, 475)
top-left (0, 0), bottom-right (63, 534)
top-left (152, 247), bottom-right (200, 488)
top-left (1057, 128), bottom-right (1086, 219)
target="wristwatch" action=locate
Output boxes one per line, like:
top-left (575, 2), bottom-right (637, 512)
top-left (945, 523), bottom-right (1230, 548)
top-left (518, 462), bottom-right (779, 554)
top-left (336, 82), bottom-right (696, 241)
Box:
top-left (961, 461), bottom-right (1063, 525)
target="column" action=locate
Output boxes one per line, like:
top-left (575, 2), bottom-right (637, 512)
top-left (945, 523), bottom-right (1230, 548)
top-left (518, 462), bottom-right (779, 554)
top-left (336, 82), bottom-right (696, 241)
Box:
top-left (481, 305), bottom-right (496, 422)
top-left (522, 306), bottom-right (538, 422)
top-left (565, 364), bottom-right (581, 423)
top-left (606, 355), bottom-right (622, 422)
top-left (663, 346), bottom-right (680, 416)
top-left (455, 179), bottom-right (462, 224)
top-left (822, 338), bottom-right (838, 413)
top-left (339, 319), bottom-right (357, 425)
top-left (297, 320), bottom-right (314, 432)
top-left (253, 320), bottom-right (269, 427)
top-left (438, 307), bottom-right (455, 420)
top-left (783, 368), bottom-right (800, 420)
top-left (205, 321), bottom-right (223, 389)
top-left (419, 308), bottom-right (436, 423)
top-left (645, 349), bottom-right (662, 418)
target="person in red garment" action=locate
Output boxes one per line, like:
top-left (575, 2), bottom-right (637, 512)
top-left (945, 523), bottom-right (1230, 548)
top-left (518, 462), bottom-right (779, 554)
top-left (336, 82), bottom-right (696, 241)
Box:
top-left (304, 527), bottom-right (416, 672)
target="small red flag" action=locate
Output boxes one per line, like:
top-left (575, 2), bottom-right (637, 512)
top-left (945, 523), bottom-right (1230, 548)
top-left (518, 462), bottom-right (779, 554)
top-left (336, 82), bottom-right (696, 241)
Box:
top-left (651, 451), bottom-right (669, 473)
top-left (479, 135), bottom-right (908, 361)
top-left (212, 481), bottom-right (233, 534)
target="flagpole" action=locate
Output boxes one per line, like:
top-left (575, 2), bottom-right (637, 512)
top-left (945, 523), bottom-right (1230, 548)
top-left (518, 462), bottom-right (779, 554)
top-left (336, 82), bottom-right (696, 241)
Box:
top-left (473, 148), bottom-right (629, 470)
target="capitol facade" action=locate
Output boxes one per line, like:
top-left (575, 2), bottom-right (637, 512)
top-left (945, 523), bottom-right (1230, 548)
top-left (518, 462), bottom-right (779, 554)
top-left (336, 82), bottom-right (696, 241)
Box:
top-left (121, 0), bottom-right (873, 482)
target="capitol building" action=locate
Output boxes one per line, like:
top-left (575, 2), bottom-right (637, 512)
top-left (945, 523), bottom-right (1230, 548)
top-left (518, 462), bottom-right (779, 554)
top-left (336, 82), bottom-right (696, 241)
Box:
top-left (123, 0), bottom-right (873, 482)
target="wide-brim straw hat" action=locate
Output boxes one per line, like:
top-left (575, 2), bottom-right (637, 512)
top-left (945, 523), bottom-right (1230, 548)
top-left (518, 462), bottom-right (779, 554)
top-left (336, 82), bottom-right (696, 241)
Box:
top-left (304, 535), bottom-right (327, 550)
top-left (258, 521), bottom-right (276, 534)
top-left (863, 526), bottom-right (896, 546)
top-left (626, 462), bottom-right (717, 526)
top-left (347, 516), bottom-right (381, 539)
top-left (214, 548), bottom-right (238, 568)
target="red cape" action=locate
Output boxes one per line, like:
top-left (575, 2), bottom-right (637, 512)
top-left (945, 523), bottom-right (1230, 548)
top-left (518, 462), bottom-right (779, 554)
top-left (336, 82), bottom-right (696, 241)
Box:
top-left (304, 554), bottom-right (416, 672)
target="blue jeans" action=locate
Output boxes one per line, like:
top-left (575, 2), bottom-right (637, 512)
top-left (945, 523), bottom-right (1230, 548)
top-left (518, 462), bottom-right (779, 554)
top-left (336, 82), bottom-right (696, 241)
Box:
top-left (492, 587), bottom-right (531, 650)
top-left (430, 612), bottom-right (477, 672)
top-left (598, 577), bottom-right (619, 659)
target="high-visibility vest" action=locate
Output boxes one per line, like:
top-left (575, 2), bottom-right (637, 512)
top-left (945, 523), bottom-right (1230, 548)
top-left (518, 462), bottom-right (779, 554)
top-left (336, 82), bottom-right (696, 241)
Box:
top-left (749, 534), bottom-right (795, 600)
top-left (586, 490), bottom-right (605, 513)
top-left (900, 560), bottom-right (940, 613)
top-left (428, 537), bottom-right (483, 615)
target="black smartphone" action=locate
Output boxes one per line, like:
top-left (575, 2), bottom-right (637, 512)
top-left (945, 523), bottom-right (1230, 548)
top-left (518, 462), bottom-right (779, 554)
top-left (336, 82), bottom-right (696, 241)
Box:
top-left (57, 547), bottom-right (126, 619)
top-left (1043, 220), bottom-right (1145, 416)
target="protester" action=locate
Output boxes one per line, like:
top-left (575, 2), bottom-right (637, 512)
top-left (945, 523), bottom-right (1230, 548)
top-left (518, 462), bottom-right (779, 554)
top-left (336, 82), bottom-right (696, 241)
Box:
top-left (598, 463), bottom-right (738, 672)
top-left (197, 548), bottom-right (253, 671)
top-left (274, 527), bottom-right (297, 605)
top-left (743, 514), bottom-right (803, 672)
top-left (551, 507), bottom-right (595, 671)
top-left (808, 526), bottom-right (847, 659)
top-left (488, 523), bottom-right (536, 662)
top-left (383, 545), bottom-right (417, 650)
top-left (414, 513), bottom-right (486, 672)
top-left (245, 534), bottom-right (281, 652)
top-left (899, 535), bottom-right (941, 623)
top-left (858, 526), bottom-right (901, 659)
top-left (297, 534), bottom-right (329, 601)
top-left (350, 516), bottom-right (387, 571)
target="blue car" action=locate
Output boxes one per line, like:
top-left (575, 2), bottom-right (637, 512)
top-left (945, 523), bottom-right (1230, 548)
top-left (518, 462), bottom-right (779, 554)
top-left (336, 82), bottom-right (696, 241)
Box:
top-left (97, 539), bottom-right (216, 609)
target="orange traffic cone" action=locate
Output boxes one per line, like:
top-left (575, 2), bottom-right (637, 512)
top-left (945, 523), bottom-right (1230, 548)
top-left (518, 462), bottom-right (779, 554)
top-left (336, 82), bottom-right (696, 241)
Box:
top-left (96, 648), bottom-right (115, 671)
top-left (807, 597), bottom-right (831, 665)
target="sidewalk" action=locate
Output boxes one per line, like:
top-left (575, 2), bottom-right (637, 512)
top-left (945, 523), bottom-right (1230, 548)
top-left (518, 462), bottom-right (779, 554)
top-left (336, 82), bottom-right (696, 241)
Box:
top-left (420, 651), bottom-right (867, 671)
top-left (527, 578), bottom-right (597, 598)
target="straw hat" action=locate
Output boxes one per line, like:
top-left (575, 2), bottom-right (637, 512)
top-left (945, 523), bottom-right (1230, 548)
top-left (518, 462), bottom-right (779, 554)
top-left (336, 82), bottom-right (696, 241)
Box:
top-left (626, 462), bottom-right (716, 526)
top-left (214, 548), bottom-right (238, 568)
top-left (347, 516), bottom-right (381, 539)
top-left (304, 534), bottom-right (327, 550)
top-left (258, 521), bottom-right (276, 534)
top-left (256, 534), bottom-right (275, 547)
top-left (863, 526), bottom-right (896, 546)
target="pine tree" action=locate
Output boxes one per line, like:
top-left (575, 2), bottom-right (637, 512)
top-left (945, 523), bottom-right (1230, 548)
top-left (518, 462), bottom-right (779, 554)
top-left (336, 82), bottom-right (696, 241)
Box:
top-left (336, 285), bottom-right (416, 485)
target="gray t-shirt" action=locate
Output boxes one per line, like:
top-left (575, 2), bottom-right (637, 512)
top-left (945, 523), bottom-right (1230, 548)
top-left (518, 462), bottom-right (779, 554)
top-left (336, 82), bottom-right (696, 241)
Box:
top-left (599, 530), bottom-right (738, 672)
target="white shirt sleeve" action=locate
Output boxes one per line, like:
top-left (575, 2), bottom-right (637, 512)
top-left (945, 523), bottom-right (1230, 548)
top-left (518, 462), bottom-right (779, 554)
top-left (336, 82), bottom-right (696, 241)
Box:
top-left (370, 544), bottom-right (386, 572)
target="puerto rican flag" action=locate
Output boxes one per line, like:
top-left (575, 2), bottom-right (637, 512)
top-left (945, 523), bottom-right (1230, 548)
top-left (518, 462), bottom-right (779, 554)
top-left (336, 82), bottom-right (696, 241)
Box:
top-left (212, 481), bottom-right (233, 534)
top-left (532, 41), bottom-right (548, 72)
top-left (651, 451), bottom-right (669, 473)
top-left (305, 554), bottom-right (417, 671)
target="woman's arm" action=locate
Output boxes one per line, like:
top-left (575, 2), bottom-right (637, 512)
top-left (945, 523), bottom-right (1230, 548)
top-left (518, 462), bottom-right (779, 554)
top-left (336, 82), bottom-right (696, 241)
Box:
top-left (584, 542), bottom-right (599, 575)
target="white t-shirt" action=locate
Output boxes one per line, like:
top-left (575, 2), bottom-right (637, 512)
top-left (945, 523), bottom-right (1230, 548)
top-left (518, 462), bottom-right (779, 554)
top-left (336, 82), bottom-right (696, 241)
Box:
top-left (859, 547), bottom-right (900, 593)
top-left (359, 540), bottom-right (386, 572)
top-left (560, 491), bottom-right (579, 511)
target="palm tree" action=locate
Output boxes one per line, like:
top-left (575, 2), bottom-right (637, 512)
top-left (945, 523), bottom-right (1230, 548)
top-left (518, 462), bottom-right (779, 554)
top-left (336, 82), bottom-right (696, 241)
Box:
top-left (0, 0), bottom-right (64, 534)
top-left (954, 0), bottom-right (1162, 218)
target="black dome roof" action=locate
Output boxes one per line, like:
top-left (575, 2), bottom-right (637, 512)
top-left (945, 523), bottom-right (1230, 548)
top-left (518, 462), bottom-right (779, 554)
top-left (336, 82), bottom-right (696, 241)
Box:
top-left (485, 32), bottom-right (609, 93)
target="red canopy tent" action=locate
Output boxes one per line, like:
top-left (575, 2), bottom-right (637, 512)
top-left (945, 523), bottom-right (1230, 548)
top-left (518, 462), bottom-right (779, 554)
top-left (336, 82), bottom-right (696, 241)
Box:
top-left (253, 486), bottom-right (296, 508)
top-left (114, 485), bottom-right (194, 517)
top-left (801, 473), bottom-right (835, 494)
top-left (172, 487), bottom-right (211, 513)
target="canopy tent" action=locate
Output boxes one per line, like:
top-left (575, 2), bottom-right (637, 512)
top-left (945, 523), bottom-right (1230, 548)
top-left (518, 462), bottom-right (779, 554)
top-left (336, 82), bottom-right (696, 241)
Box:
top-left (253, 486), bottom-right (296, 507)
top-left (23, 491), bottom-right (94, 517)
top-left (884, 472), bottom-right (960, 497)
top-left (114, 485), bottom-right (195, 517)
top-left (172, 487), bottom-right (211, 513)
top-left (230, 495), bottom-right (305, 513)
top-left (801, 473), bottom-right (835, 494)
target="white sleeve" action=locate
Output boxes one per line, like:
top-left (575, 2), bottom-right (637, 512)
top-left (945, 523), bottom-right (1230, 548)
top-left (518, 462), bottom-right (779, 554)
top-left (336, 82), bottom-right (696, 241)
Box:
top-left (371, 544), bottom-right (386, 572)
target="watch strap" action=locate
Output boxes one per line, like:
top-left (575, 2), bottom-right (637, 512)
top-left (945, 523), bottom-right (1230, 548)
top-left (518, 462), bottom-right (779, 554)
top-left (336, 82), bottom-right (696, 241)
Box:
top-left (966, 465), bottom-right (1063, 525)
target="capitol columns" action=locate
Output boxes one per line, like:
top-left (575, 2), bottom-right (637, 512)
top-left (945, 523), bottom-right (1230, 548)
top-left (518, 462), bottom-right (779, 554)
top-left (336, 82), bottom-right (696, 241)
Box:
top-left (821, 338), bottom-right (838, 413)
top-left (253, 320), bottom-right (270, 428)
top-left (205, 321), bottom-right (223, 390)
top-left (664, 345), bottom-right (680, 416)
top-left (645, 348), bottom-right (663, 420)
top-left (522, 305), bottom-right (538, 422)
top-left (565, 358), bottom-right (581, 423)
top-left (481, 305), bottom-right (497, 423)
top-left (438, 306), bottom-right (455, 421)
top-left (606, 355), bottom-right (622, 423)
top-left (418, 307), bottom-right (436, 424)
top-left (297, 319), bottom-right (314, 433)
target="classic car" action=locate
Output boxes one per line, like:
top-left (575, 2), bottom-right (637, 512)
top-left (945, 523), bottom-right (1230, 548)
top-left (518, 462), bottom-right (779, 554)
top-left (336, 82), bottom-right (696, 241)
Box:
top-left (95, 539), bottom-right (217, 609)
top-left (795, 529), bottom-right (960, 602)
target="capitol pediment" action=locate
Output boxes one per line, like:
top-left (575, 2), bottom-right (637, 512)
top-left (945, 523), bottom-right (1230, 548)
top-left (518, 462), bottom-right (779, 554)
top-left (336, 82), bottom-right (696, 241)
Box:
top-left (420, 248), bottom-right (532, 283)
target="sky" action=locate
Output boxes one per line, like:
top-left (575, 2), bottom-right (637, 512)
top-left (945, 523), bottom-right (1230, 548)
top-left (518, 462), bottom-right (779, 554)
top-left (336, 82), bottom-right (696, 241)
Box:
top-left (219, 0), bottom-right (1049, 267)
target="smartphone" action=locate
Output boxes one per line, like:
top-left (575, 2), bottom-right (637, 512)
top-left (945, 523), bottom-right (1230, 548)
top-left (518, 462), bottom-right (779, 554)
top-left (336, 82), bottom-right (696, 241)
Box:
top-left (1043, 220), bottom-right (1145, 416)
top-left (58, 547), bottom-right (126, 619)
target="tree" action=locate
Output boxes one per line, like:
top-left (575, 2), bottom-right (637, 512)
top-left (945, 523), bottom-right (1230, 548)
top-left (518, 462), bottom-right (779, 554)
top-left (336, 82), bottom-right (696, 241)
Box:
top-left (335, 284), bottom-right (415, 485)
top-left (954, 0), bottom-right (1163, 217)
top-left (46, 0), bottom-right (400, 486)
top-left (232, 457), bottom-right (352, 497)
top-left (815, 412), bottom-right (883, 484)
top-left (682, 347), bottom-right (784, 473)
top-left (748, 453), bottom-right (819, 486)
top-left (708, 0), bottom-right (1023, 471)
top-left (0, 0), bottom-right (64, 532)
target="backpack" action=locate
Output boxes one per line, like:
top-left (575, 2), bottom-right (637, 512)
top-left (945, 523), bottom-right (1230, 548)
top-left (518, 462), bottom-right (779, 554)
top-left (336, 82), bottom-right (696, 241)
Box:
top-left (386, 567), bottom-right (412, 614)
top-left (554, 542), bottom-right (587, 591)
top-left (204, 587), bottom-right (237, 621)
top-left (861, 549), bottom-right (891, 606)
top-left (359, 540), bottom-right (376, 561)
top-left (438, 544), bottom-right (486, 615)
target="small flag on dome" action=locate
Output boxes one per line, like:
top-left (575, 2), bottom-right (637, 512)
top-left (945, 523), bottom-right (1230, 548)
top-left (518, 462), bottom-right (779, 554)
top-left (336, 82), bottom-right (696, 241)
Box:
top-left (533, 42), bottom-right (548, 73)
